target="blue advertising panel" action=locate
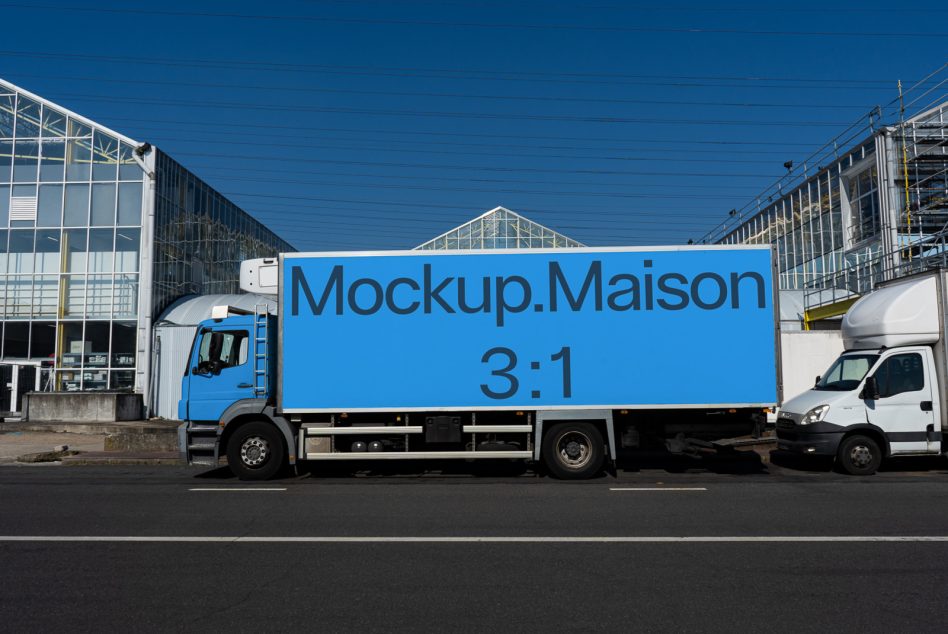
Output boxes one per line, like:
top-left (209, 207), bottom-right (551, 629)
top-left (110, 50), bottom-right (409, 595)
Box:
top-left (280, 247), bottom-right (777, 412)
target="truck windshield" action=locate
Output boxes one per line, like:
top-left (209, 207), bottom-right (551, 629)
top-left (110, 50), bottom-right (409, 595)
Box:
top-left (815, 354), bottom-right (879, 391)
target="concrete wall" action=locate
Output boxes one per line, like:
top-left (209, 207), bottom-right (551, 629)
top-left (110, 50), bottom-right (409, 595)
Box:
top-left (25, 393), bottom-right (143, 423)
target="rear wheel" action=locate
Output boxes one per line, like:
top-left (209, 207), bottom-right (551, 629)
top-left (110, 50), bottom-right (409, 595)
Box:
top-left (836, 434), bottom-right (882, 476)
top-left (226, 421), bottom-right (286, 480)
top-left (542, 422), bottom-right (605, 480)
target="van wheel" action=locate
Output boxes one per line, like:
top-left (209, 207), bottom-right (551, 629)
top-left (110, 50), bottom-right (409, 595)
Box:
top-left (836, 434), bottom-right (882, 476)
top-left (226, 422), bottom-right (286, 480)
top-left (542, 422), bottom-right (605, 480)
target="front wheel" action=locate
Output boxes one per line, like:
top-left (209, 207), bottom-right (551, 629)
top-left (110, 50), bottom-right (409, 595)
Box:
top-left (836, 434), bottom-right (882, 476)
top-left (542, 422), bottom-right (605, 480)
top-left (226, 421), bottom-right (286, 481)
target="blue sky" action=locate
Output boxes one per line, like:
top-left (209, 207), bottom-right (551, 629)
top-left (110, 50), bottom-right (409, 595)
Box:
top-left (1, 0), bottom-right (946, 251)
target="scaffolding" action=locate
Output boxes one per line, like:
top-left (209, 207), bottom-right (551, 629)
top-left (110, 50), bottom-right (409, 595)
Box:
top-left (800, 100), bottom-right (948, 327)
top-left (702, 62), bottom-right (948, 328)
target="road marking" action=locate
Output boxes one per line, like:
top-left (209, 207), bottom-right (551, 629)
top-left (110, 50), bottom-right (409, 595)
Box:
top-left (610, 487), bottom-right (707, 491)
top-left (188, 488), bottom-right (287, 492)
top-left (0, 536), bottom-right (946, 543)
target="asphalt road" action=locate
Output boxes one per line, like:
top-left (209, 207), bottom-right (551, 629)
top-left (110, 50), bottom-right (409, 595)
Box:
top-left (2, 461), bottom-right (948, 632)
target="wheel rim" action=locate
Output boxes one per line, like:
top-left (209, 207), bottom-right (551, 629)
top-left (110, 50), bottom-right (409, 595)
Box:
top-left (557, 431), bottom-right (592, 469)
top-left (240, 436), bottom-right (270, 467)
top-left (849, 443), bottom-right (874, 468)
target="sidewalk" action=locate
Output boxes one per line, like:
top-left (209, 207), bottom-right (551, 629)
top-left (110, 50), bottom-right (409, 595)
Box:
top-left (0, 420), bottom-right (182, 466)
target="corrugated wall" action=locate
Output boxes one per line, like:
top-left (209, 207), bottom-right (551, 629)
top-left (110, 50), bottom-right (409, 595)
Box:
top-left (153, 324), bottom-right (199, 420)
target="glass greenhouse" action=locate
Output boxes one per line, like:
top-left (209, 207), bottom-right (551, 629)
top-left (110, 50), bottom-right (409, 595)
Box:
top-left (0, 77), bottom-right (292, 408)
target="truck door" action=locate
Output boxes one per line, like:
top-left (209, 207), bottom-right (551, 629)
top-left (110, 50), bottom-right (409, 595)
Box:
top-left (865, 350), bottom-right (937, 454)
top-left (186, 327), bottom-right (255, 422)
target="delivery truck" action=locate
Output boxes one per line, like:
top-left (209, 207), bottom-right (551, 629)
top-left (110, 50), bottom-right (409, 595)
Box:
top-left (777, 268), bottom-right (948, 475)
top-left (180, 246), bottom-right (780, 479)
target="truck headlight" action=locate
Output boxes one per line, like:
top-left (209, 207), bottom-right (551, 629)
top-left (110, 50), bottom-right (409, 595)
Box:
top-left (801, 404), bottom-right (830, 425)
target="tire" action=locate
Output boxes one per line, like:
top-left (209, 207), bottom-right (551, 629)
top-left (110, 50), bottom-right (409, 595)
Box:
top-left (836, 434), bottom-right (882, 476)
top-left (542, 422), bottom-right (605, 480)
top-left (226, 421), bottom-right (286, 481)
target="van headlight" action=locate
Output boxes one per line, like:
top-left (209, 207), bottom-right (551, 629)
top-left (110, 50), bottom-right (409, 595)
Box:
top-left (802, 404), bottom-right (830, 425)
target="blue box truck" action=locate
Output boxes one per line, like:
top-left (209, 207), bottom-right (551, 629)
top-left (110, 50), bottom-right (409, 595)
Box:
top-left (180, 246), bottom-right (780, 479)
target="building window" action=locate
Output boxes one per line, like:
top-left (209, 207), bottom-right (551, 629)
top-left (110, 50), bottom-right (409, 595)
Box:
top-left (843, 166), bottom-right (879, 245)
top-left (2, 321), bottom-right (29, 357)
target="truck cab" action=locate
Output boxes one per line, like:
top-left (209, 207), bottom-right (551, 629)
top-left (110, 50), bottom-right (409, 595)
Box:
top-left (180, 306), bottom-right (289, 476)
top-left (777, 271), bottom-right (945, 474)
top-left (180, 313), bottom-right (261, 422)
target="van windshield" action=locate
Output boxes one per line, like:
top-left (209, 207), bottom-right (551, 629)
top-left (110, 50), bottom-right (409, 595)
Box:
top-left (815, 354), bottom-right (879, 391)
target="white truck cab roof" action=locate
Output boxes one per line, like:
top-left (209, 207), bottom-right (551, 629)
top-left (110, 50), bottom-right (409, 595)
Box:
top-left (842, 274), bottom-right (940, 350)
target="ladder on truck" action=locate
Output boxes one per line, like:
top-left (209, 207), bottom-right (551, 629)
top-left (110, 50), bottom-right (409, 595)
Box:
top-left (252, 304), bottom-right (270, 397)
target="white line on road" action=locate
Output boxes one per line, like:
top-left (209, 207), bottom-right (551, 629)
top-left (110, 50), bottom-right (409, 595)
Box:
top-left (188, 488), bottom-right (287, 492)
top-left (0, 536), bottom-right (946, 543)
top-left (610, 487), bottom-right (708, 491)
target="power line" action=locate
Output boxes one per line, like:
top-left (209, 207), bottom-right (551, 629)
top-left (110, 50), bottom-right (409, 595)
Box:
top-left (2, 72), bottom-right (878, 110)
top-left (122, 127), bottom-right (836, 157)
top-left (0, 58), bottom-right (901, 86)
top-left (0, 56), bottom-right (896, 91)
top-left (289, 0), bottom-right (948, 15)
top-left (150, 134), bottom-right (803, 165)
top-left (89, 115), bottom-right (829, 147)
top-left (1, 4), bottom-right (946, 37)
top-left (199, 173), bottom-right (781, 202)
top-left (173, 150), bottom-right (801, 178)
top-left (187, 163), bottom-right (767, 193)
top-left (241, 203), bottom-right (735, 224)
top-left (252, 214), bottom-right (717, 232)
top-left (235, 198), bottom-right (744, 222)
top-left (43, 92), bottom-right (863, 127)
top-left (218, 192), bottom-right (753, 227)
top-left (238, 197), bottom-right (768, 220)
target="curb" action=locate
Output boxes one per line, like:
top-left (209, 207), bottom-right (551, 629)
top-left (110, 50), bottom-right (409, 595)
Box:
top-left (0, 421), bottom-right (181, 435)
top-left (61, 451), bottom-right (182, 466)
top-left (1, 421), bottom-right (181, 454)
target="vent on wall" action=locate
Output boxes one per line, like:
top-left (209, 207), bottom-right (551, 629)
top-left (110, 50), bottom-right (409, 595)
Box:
top-left (10, 196), bottom-right (38, 221)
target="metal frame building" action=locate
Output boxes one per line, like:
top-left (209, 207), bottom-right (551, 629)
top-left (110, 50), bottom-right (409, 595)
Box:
top-left (706, 92), bottom-right (947, 327)
top-left (0, 78), bottom-right (293, 414)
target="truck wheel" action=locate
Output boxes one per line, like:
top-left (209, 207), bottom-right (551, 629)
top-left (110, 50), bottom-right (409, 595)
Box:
top-left (542, 422), bottom-right (605, 480)
top-left (836, 434), bottom-right (882, 476)
top-left (226, 422), bottom-right (286, 481)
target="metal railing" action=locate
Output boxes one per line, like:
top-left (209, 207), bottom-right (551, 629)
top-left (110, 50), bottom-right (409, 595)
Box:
top-left (803, 228), bottom-right (948, 318)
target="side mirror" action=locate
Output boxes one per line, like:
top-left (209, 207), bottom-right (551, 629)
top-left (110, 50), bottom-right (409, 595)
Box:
top-left (814, 375), bottom-right (821, 387)
top-left (860, 375), bottom-right (880, 400)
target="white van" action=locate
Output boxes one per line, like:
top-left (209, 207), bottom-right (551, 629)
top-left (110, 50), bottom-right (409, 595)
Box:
top-left (778, 269), bottom-right (945, 475)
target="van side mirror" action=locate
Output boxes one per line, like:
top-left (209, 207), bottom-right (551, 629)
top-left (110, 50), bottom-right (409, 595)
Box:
top-left (814, 375), bottom-right (821, 387)
top-left (860, 375), bottom-right (880, 400)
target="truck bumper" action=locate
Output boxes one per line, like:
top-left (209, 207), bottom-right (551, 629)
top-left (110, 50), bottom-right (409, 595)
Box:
top-left (776, 428), bottom-right (843, 456)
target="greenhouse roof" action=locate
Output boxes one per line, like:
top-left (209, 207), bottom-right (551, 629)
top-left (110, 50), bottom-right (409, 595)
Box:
top-left (415, 206), bottom-right (584, 250)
